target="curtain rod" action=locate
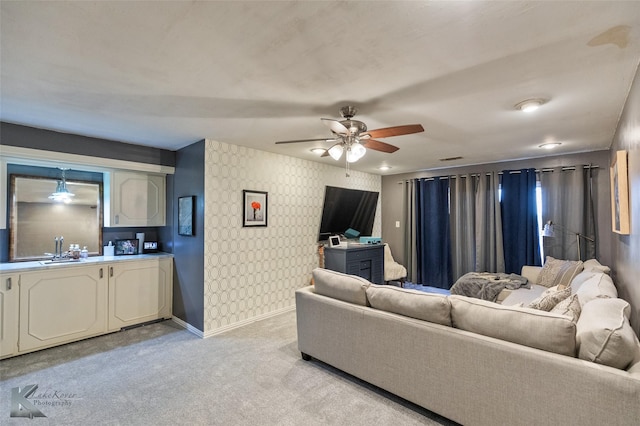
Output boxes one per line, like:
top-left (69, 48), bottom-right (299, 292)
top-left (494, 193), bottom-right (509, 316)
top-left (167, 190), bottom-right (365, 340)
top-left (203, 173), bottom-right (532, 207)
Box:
top-left (397, 165), bottom-right (599, 183)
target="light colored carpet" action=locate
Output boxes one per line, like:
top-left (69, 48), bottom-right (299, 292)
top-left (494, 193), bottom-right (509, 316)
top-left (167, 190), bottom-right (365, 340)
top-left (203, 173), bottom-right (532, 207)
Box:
top-left (1, 310), bottom-right (456, 425)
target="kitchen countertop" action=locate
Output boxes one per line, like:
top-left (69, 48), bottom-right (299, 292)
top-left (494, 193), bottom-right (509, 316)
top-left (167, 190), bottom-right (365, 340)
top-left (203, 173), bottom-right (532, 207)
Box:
top-left (0, 252), bottom-right (174, 273)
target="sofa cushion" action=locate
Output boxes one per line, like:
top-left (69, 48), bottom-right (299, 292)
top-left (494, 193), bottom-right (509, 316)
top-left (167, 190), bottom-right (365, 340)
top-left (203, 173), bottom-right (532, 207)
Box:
top-left (498, 284), bottom-right (547, 306)
top-left (582, 258), bottom-right (611, 275)
top-left (366, 284), bottom-right (451, 326)
top-left (312, 268), bottom-right (370, 306)
top-left (520, 265), bottom-right (542, 285)
top-left (550, 293), bottom-right (581, 322)
top-left (528, 285), bottom-right (571, 311)
top-left (537, 256), bottom-right (583, 288)
top-left (576, 298), bottom-right (640, 370)
top-left (449, 295), bottom-right (576, 357)
top-left (575, 273), bottom-right (618, 308)
top-left (569, 270), bottom-right (598, 294)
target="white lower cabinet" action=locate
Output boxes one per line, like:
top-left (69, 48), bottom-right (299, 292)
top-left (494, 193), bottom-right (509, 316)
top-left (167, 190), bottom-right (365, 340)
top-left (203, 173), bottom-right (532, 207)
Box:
top-left (19, 265), bottom-right (108, 353)
top-left (108, 258), bottom-right (173, 331)
top-left (0, 273), bottom-right (19, 358)
top-left (4, 256), bottom-right (172, 357)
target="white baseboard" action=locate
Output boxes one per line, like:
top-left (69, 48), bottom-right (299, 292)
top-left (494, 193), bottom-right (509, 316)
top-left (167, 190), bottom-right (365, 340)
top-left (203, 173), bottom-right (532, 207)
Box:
top-left (171, 316), bottom-right (205, 338)
top-left (171, 305), bottom-right (295, 339)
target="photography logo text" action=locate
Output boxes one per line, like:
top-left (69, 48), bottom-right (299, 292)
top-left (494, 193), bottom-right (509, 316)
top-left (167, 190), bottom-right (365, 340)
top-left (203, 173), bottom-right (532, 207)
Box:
top-left (10, 384), bottom-right (80, 419)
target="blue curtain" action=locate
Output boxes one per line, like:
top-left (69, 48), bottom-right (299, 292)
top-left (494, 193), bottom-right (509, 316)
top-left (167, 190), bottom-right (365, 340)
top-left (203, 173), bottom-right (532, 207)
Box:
top-left (416, 177), bottom-right (452, 288)
top-left (501, 169), bottom-right (541, 273)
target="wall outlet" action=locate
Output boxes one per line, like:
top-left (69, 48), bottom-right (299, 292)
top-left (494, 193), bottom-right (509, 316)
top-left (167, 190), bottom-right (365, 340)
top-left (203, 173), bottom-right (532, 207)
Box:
top-left (395, 221), bottom-right (400, 228)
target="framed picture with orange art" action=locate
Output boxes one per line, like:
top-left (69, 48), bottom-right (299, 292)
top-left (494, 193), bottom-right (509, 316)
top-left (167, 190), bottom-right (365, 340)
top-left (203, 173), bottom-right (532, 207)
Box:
top-left (610, 150), bottom-right (630, 235)
top-left (243, 190), bottom-right (267, 227)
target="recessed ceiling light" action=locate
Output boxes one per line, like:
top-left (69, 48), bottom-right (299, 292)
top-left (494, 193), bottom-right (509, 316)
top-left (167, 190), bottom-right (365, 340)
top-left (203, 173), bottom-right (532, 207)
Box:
top-left (310, 148), bottom-right (326, 156)
top-left (515, 98), bottom-right (547, 113)
top-left (539, 142), bottom-right (562, 150)
top-left (378, 165), bottom-right (391, 171)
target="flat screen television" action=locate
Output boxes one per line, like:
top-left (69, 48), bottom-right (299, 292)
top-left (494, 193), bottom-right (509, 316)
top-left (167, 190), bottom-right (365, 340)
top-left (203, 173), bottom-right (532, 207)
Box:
top-left (318, 186), bottom-right (379, 242)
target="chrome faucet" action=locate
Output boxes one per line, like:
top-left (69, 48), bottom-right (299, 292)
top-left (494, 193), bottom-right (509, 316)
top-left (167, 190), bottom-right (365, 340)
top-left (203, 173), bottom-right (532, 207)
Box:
top-left (51, 236), bottom-right (65, 259)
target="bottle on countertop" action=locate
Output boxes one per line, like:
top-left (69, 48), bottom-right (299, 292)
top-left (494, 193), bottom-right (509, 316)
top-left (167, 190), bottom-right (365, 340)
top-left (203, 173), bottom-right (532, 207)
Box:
top-left (71, 244), bottom-right (81, 259)
top-left (81, 246), bottom-right (88, 259)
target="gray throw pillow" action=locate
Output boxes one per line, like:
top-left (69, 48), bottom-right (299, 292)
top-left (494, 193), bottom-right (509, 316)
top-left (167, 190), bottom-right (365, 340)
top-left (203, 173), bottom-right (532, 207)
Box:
top-left (537, 256), bottom-right (583, 288)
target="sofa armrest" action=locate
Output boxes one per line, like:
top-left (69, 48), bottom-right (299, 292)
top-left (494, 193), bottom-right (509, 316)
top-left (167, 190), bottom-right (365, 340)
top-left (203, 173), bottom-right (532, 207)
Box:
top-left (521, 265), bottom-right (542, 284)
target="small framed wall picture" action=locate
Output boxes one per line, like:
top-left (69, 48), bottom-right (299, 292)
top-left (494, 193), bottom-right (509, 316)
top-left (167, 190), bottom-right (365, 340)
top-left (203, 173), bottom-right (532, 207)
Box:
top-left (178, 196), bottom-right (195, 236)
top-left (610, 150), bottom-right (630, 234)
top-left (243, 190), bottom-right (267, 227)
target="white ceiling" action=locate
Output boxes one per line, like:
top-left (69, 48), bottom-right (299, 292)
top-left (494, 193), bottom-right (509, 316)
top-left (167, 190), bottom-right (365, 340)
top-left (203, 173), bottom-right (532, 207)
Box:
top-left (2, 1), bottom-right (640, 175)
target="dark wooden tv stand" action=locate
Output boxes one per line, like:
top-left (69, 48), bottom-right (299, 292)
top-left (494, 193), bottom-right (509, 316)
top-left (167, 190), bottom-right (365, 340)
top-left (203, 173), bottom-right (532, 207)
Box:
top-left (323, 243), bottom-right (384, 284)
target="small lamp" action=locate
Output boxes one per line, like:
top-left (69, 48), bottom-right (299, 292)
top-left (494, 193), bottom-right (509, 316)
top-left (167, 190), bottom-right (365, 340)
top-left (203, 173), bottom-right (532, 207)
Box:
top-left (541, 220), bottom-right (594, 261)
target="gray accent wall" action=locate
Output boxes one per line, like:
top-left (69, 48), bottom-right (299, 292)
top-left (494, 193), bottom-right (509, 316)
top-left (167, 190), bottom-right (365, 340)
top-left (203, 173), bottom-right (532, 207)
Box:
top-left (609, 63), bottom-right (640, 336)
top-left (381, 150), bottom-right (613, 272)
top-left (1, 122), bottom-right (175, 167)
top-left (171, 140), bottom-right (205, 332)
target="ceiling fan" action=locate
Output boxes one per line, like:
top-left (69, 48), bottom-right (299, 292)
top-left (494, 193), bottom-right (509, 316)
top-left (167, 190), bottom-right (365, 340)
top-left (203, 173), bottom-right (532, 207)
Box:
top-left (275, 106), bottom-right (424, 164)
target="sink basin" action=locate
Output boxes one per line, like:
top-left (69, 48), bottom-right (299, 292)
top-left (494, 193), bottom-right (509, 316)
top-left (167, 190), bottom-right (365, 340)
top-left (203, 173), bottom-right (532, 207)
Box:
top-left (40, 258), bottom-right (82, 265)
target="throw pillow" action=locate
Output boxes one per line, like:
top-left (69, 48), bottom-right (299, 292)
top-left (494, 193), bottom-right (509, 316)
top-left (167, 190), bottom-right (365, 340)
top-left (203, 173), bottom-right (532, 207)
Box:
top-left (576, 298), bottom-right (640, 370)
top-left (528, 285), bottom-right (571, 311)
top-left (551, 293), bottom-right (581, 322)
top-left (537, 257), bottom-right (584, 288)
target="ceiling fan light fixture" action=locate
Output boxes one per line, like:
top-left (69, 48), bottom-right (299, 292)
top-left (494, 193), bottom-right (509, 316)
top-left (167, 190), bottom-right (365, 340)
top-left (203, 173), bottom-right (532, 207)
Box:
top-left (515, 98), bottom-right (547, 113)
top-left (346, 143), bottom-right (366, 163)
top-left (328, 144), bottom-right (344, 161)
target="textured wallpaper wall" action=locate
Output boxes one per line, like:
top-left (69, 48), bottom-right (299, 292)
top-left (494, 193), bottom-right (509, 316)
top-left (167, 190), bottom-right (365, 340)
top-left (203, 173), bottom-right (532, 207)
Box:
top-left (203, 140), bottom-right (381, 334)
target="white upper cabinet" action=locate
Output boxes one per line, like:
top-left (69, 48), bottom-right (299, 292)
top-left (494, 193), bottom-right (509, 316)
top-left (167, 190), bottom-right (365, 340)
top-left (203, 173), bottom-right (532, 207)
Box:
top-left (106, 171), bottom-right (166, 227)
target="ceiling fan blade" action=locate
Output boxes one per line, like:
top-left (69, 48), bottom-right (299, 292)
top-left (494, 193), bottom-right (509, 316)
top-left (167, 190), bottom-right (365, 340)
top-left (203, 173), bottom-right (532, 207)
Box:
top-left (362, 139), bottom-right (400, 153)
top-left (363, 124), bottom-right (424, 139)
top-left (320, 150), bottom-right (330, 157)
top-left (275, 138), bottom-right (337, 144)
top-left (321, 118), bottom-right (351, 136)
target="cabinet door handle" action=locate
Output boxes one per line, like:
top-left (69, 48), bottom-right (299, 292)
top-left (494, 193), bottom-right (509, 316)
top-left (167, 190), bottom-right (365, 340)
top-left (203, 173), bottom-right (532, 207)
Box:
top-left (110, 267), bottom-right (113, 277)
top-left (99, 268), bottom-right (103, 279)
top-left (6, 277), bottom-right (11, 290)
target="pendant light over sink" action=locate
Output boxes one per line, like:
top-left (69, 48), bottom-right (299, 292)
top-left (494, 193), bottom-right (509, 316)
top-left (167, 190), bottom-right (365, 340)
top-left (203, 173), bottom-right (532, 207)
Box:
top-left (48, 168), bottom-right (75, 203)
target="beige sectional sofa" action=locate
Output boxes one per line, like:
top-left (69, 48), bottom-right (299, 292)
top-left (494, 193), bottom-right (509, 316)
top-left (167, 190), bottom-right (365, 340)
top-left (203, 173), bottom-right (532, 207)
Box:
top-left (295, 261), bottom-right (640, 426)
